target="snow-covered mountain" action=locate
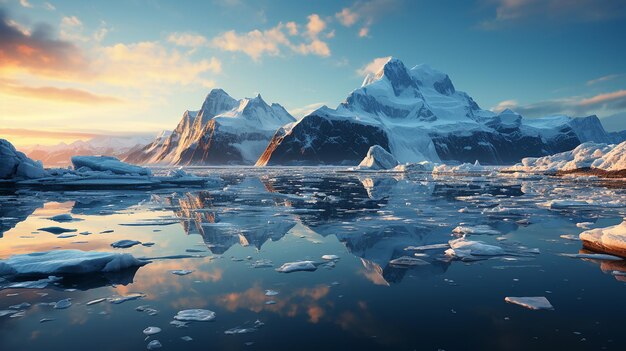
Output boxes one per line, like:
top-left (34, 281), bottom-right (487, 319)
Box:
top-left (23, 135), bottom-right (154, 167)
top-left (124, 89), bottom-right (296, 165)
top-left (257, 57), bottom-right (617, 166)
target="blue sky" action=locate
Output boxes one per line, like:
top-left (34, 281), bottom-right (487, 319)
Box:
top-left (1, 0), bottom-right (625, 146)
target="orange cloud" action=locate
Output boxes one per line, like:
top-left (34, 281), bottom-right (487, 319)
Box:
top-left (0, 79), bottom-right (123, 104)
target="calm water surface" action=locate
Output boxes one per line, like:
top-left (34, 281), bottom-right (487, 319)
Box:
top-left (1, 168), bottom-right (625, 350)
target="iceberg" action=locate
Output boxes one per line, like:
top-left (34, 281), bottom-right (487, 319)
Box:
top-left (276, 260), bottom-right (317, 273)
top-left (357, 145), bottom-right (399, 170)
top-left (0, 138), bottom-right (48, 180)
top-left (0, 250), bottom-right (148, 278)
top-left (72, 155), bottom-right (151, 176)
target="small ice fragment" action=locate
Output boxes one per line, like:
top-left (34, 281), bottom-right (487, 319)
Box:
top-left (276, 261), bottom-right (317, 273)
top-left (111, 240), bottom-right (142, 249)
top-left (86, 298), bottom-right (107, 306)
top-left (505, 296), bottom-right (553, 310)
top-left (265, 300), bottom-right (276, 305)
top-left (142, 242), bottom-right (155, 247)
top-left (9, 302), bottom-right (31, 310)
top-left (252, 259), bottom-right (273, 268)
top-left (48, 214), bottom-right (79, 223)
top-left (146, 340), bottom-right (162, 350)
top-left (109, 293), bottom-right (145, 304)
top-left (173, 309), bottom-right (216, 322)
top-left (576, 222), bottom-right (593, 229)
top-left (389, 256), bottom-right (429, 267)
top-left (37, 227), bottom-right (77, 234)
top-left (560, 253), bottom-right (622, 261)
top-left (40, 318), bottom-right (54, 323)
top-left (100, 230), bottom-right (114, 234)
top-left (181, 336), bottom-right (193, 342)
top-left (143, 326), bottom-right (161, 335)
top-left (404, 243), bottom-right (449, 251)
top-left (171, 270), bottom-right (193, 276)
top-left (53, 298), bottom-right (72, 309)
top-left (560, 234), bottom-right (579, 241)
top-left (57, 234), bottom-right (77, 239)
top-left (264, 290), bottom-right (279, 296)
top-left (321, 254), bottom-right (339, 260)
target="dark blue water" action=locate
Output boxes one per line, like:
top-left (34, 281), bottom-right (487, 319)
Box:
top-left (1, 169), bottom-right (625, 350)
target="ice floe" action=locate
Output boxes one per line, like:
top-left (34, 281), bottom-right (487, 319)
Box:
top-left (579, 220), bottom-right (626, 257)
top-left (72, 156), bottom-right (151, 176)
top-left (389, 256), bottom-right (430, 267)
top-left (146, 340), bottom-right (162, 350)
top-left (173, 309), bottom-right (216, 322)
top-left (143, 327), bottom-right (161, 336)
top-left (37, 226), bottom-right (77, 234)
top-left (445, 237), bottom-right (506, 260)
top-left (111, 240), bottom-right (142, 249)
top-left (53, 298), bottom-right (72, 309)
top-left (0, 250), bottom-right (148, 278)
top-left (505, 296), bottom-right (554, 310)
top-left (170, 270), bottom-right (193, 276)
top-left (276, 260), bottom-right (317, 273)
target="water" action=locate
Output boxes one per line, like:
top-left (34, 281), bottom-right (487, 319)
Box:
top-left (1, 168), bottom-right (625, 350)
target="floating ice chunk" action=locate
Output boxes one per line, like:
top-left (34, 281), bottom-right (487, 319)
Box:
top-left (146, 340), bottom-right (162, 350)
top-left (560, 253), bottom-right (623, 261)
top-left (40, 318), bottom-right (54, 323)
top-left (542, 200), bottom-right (590, 209)
top-left (57, 234), bottom-right (77, 239)
top-left (86, 298), bottom-right (107, 306)
top-left (560, 234), bottom-right (579, 241)
top-left (37, 227), bottom-right (77, 235)
top-left (109, 293), bottom-right (145, 304)
top-left (452, 225), bottom-right (500, 235)
top-left (0, 138), bottom-right (47, 179)
top-left (264, 290), bottom-right (279, 296)
top-left (505, 296), bottom-right (554, 310)
top-left (0, 250), bottom-right (147, 278)
top-left (265, 300), bottom-right (276, 305)
top-left (9, 302), bottom-right (31, 309)
top-left (54, 298), bottom-right (72, 309)
top-left (111, 240), bottom-right (142, 249)
top-left (276, 261), bottom-right (317, 273)
top-left (404, 243), bottom-right (450, 251)
top-left (576, 222), bottom-right (594, 229)
top-left (357, 145), bottom-right (398, 170)
top-left (174, 309), bottom-right (216, 322)
top-left (143, 327), bottom-right (161, 335)
top-left (579, 220), bottom-right (626, 258)
top-left (3, 276), bottom-right (61, 289)
top-left (48, 214), bottom-right (81, 223)
top-left (224, 320), bottom-right (264, 335)
top-left (72, 156), bottom-right (151, 176)
top-left (251, 259), bottom-right (273, 268)
top-left (321, 255), bottom-right (340, 260)
top-left (433, 161), bottom-right (486, 174)
top-left (181, 336), bottom-right (192, 341)
top-left (389, 256), bottom-right (430, 267)
top-left (171, 270), bottom-right (193, 276)
top-left (445, 237), bottom-right (506, 259)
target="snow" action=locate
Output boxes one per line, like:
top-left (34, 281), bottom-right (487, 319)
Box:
top-left (174, 309), bottom-right (216, 322)
top-left (72, 156), bottom-right (151, 176)
top-left (0, 138), bottom-right (48, 180)
top-left (505, 296), bottom-right (554, 310)
top-left (357, 145), bottom-right (399, 170)
top-left (506, 141), bottom-right (626, 173)
top-left (579, 220), bottom-right (626, 257)
top-left (276, 260), bottom-right (317, 273)
top-left (0, 250), bottom-right (148, 278)
top-left (445, 237), bottom-right (506, 259)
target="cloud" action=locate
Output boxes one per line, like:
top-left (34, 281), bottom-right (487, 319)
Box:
top-left (480, 0), bottom-right (626, 29)
top-left (19, 0), bottom-right (33, 8)
top-left (0, 79), bottom-right (123, 104)
top-left (167, 32), bottom-right (208, 47)
top-left (491, 90), bottom-right (626, 117)
top-left (357, 56), bottom-right (391, 76)
top-left (336, 8), bottom-right (359, 27)
top-left (0, 128), bottom-right (100, 140)
top-left (289, 102), bottom-right (326, 119)
top-left (0, 9), bottom-right (88, 78)
top-left (335, 0), bottom-right (403, 37)
top-left (587, 74), bottom-right (624, 86)
top-left (44, 2), bottom-right (55, 11)
top-left (211, 15), bottom-right (333, 60)
top-left (95, 41), bottom-right (222, 87)
top-left (59, 15), bottom-right (110, 43)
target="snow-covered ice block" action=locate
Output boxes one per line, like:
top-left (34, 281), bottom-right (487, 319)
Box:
top-left (580, 220), bottom-right (626, 257)
top-left (276, 260), bottom-right (317, 273)
top-left (505, 296), bottom-right (554, 310)
top-left (174, 309), bottom-right (216, 322)
top-left (0, 250), bottom-right (148, 278)
top-left (445, 237), bottom-right (506, 259)
top-left (357, 145), bottom-right (399, 170)
top-left (71, 155), bottom-right (151, 176)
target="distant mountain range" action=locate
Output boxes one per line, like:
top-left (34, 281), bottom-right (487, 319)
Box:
top-left (23, 135), bottom-right (153, 167)
top-left (20, 57), bottom-right (625, 167)
top-left (124, 89), bottom-right (295, 165)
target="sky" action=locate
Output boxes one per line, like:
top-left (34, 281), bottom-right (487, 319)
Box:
top-left (1, 0), bottom-right (626, 147)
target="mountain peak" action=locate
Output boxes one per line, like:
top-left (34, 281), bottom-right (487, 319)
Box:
top-left (362, 57), bottom-right (417, 96)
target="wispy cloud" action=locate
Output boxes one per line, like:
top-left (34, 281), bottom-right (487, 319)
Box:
top-left (587, 74), bottom-right (624, 86)
top-left (479, 0), bottom-right (626, 29)
top-left (211, 14), bottom-right (332, 60)
top-left (289, 102), bottom-right (327, 119)
top-left (0, 79), bottom-right (123, 104)
top-left (491, 90), bottom-right (626, 117)
top-left (357, 56), bottom-right (391, 76)
top-left (167, 32), bottom-right (208, 47)
top-left (335, 0), bottom-right (404, 38)
top-left (19, 0), bottom-right (33, 9)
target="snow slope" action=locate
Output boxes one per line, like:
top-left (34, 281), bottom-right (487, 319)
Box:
top-left (124, 89), bottom-right (295, 165)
